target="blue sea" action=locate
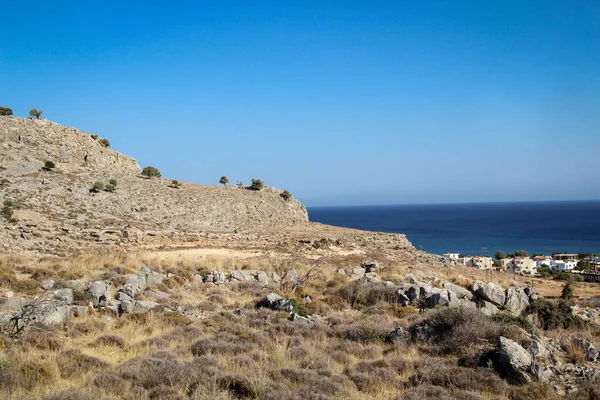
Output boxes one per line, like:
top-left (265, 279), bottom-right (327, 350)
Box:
top-left (308, 201), bottom-right (600, 256)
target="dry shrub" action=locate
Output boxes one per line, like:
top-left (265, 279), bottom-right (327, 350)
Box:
top-left (338, 281), bottom-right (400, 309)
top-left (149, 384), bottom-right (184, 400)
top-left (409, 358), bottom-right (506, 395)
top-left (565, 377), bottom-right (600, 400)
top-left (507, 382), bottom-right (560, 400)
top-left (399, 384), bottom-right (482, 400)
top-left (565, 341), bottom-right (587, 364)
top-left (30, 267), bottom-right (56, 281)
top-left (160, 312), bottom-right (192, 326)
top-left (89, 372), bottom-right (127, 394)
top-left (216, 374), bottom-right (254, 398)
top-left (16, 359), bottom-right (58, 389)
top-left (276, 368), bottom-right (354, 398)
top-left (70, 318), bottom-right (106, 336)
top-left (346, 357), bottom-right (408, 392)
top-left (42, 389), bottom-right (95, 400)
top-left (22, 328), bottom-right (64, 351)
top-left (416, 307), bottom-right (500, 355)
top-left (96, 333), bottom-right (125, 348)
top-left (120, 354), bottom-right (188, 390)
top-left (0, 367), bottom-right (20, 392)
top-left (191, 337), bottom-right (257, 356)
top-left (56, 349), bottom-right (110, 378)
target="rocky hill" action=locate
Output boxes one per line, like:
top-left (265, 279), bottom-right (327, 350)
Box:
top-left (0, 117), bottom-right (309, 255)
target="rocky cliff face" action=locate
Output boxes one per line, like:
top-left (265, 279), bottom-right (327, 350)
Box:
top-left (0, 117), bottom-right (309, 255)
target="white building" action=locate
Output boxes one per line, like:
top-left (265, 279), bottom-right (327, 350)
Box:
top-left (551, 260), bottom-right (577, 272)
top-left (442, 252), bottom-right (461, 260)
top-left (504, 257), bottom-right (537, 275)
top-left (463, 256), bottom-right (494, 270)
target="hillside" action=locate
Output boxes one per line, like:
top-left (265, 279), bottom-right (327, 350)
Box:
top-left (0, 117), bottom-right (310, 255)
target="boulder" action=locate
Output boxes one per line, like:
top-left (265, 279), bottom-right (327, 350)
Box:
top-left (205, 271), bottom-right (226, 285)
top-left (471, 280), bottom-right (484, 292)
top-left (146, 271), bottom-right (166, 286)
top-left (40, 279), bottom-right (56, 291)
top-left (255, 271), bottom-right (269, 285)
top-left (387, 327), bottom-right (409, 344)
top-left (289, 312), bottom-right (312, 325)
top-left (271, 271), bottom-right (282, 284)
top-left (443, 282), bottom-right (473, 300)
top-left (351, 267), bottom-right (366, 277)
top-left (65, 279), bottom-right (88, 291)
top-left (475, 282), bottom-right (506, 307)
top-left (120, 273), bottom-right (148, 298)
top-left (494, 336), bottom-right (533, 384)
top-left (256, 292), bottom-right (293, 312)
top-left (229, 270), bottom-right (253, 282)
top-left (524, 336), bottom-right (548, 359)
top-left (88, 281), bottom-right (112, 308)
top-left (475, 298), bottom-right (499, 316)
top-left (193, 274), bottom-right (203, 283)
top-left (70, 305), bottom-right (87, 318)
top-left (410, 320), bottom-right (440, 343)
top-left (396, 290), bottom-right (410, 306)
top-left (134, 301), bottom-right (161, 313)
top-left (0, 312), bottom-right (13, 332)
top-left (504, 287), bottom-right (530, 316)
top-left (143, 290), bottom-right (170, 300)
top-left (361, 261), bottom-right (381, 273)
top-left (53, 289), bottom-right (74, 305)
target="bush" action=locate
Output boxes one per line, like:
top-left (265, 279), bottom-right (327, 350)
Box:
top-left (29, 108), bottom-right (43, 119)
top-left (220, 176), bottom-right (229, 186)
top-left (495, 251), bottom-right (506, 260)
top-left (515, 250), bottom-right (528, 257)
top-left (527, 299), bottom-right (588, 330)
top-left (105, 178), bottom-right (117, 192)
top-left (281, 190), bottom-right (292, 201)
top-left (98, 138), bottom-right (110, 147)
top-left (2, 199), bottom-right (14, 221)
top-left (141, 166), bottom-right (161, 178)
top-left (170, 180), bottom-right (182, 188)
top-left (43, 160), bottom-right (56, 170)
top-left (90, 181), bottom-right (104, 193)
top-left (0, 106), bottom-right (13, 116)
top-left (250, 178), bottom-right (264, 190)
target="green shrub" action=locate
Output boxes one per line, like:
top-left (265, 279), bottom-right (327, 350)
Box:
top-left (43, 160), bottom-right (56, 170)
top-left (281, 190), bottom-right (292, 201)
top-left (515, 250), bottom-right (528, 257)
top-left (287, 298), bottom-right (308, 317)
top-left (90, 181), bottom-right (104, 193)
top-left (250, 178), bottom-right (264, 190)
top-left (527, 299), bottom-right (588, 330)
top-left (98, 138), bottom-right (110, 147)
top-left (170, 180), bottom-right (181, 188)
top-left (0, 107), bottom-right (13, 116)
top-left (2, 199), bottom-right (14, 221)
top-left (220, 176), bottom-right (229, 186)
top-left (29, 108), bottom-right (43, 119)
top-left (141, 166), bottom-right (161, 178)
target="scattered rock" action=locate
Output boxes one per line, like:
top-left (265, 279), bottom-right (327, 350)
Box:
top-left (256, 292), bottom-right (293, 312)
top-left (53, 288), bottom-right (74, 305)
top-left (494, 336), bottom-right (533, 384)
top-left (504, 287), bottom-right (530, 316)
top-left (475, 282), bottom-right (506, 307)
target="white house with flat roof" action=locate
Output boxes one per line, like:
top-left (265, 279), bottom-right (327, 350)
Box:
top-left (442, 252), bottom-right (461, 260)
top-left (504, 257), bottom-right (537, 275)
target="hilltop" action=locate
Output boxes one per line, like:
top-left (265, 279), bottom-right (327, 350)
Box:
top-left (0, 117), bottom-right (313, 256)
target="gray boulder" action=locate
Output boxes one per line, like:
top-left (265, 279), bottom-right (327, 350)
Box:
top-left (475, 282), bottom-right (506, 307)
top-left (205, 271), bottom-right (226, 285)
top-left (70, 305), bottom-right (87, 318)
top-left (134, 300), bottom-right (161, 313)
top-left (88, 281), bottom-right (112, 308)
top-left (120, 273), bottom-right (148, 298)
top-left (255, 271), bottom-right (269, 285)
top-left (257, 292), bottom-right (293, 312)
top-left (229, 270), bottom-right (254, 282)
top-left (53, 288), bottom-right (74, 305)
top-left (40, 279), bottom-right (56, 291)
top-left (143, 290), bottom-right (170, 300)
top-left (443, 282), bottom-right (473, 300)
top-left (572, 338), bottom-right (599, 362)
top-left (475, 298), bottom-right (499, 316)
top-left (494, 336), bottom-right (533, 384)
top-left (504, 287), bottom-right (530, 316)
top-left (65, 279), bottom-right (88, 291)
top-left (524, 336), bottom-right (548, 359)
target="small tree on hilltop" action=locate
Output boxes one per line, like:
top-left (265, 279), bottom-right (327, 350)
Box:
top-left (141, 166), bottom-right (161, 178)
top-left (29, 108), bottom-right (43, 119)
top-left (281, 190), bottom-right (292, 201)
top-left (495, 251), bottom-right (506, 260)
top-left (251, 178), bottom-right (264, 191)
top-left (515, 250), bottom-right (528, 257)
top-left (561, 277), bottom-right (574, 301)
top-left (219, 176), bottom-right (229, 186)
top-left (43, 160), bottom-right (56, 171)
top-left (0, 107), bottom-right (13, 116)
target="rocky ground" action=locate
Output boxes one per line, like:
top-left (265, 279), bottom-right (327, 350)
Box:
top-left (0, 116), bottom-right (599, 399)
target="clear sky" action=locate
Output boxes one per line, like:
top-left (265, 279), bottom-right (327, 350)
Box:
top-left (1, 1), bottom-right (599, 206)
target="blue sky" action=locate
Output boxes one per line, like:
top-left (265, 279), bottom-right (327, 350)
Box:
top-left (1, 1), bottom-right (599, 206)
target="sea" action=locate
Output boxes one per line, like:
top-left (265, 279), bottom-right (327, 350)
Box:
top-left (308, 201), bottom-right (600, 256)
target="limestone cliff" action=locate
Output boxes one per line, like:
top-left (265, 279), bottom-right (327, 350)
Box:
top-left (0, 117), bottom-right (308, 255)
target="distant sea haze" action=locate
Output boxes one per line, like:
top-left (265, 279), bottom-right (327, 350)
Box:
top-left (308, 201), bottom-right (600, 256)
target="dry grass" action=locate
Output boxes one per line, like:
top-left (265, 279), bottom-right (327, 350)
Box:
top-left (0, 248), bottom-right (596, 399)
